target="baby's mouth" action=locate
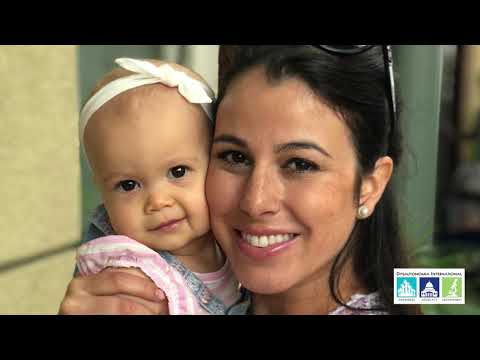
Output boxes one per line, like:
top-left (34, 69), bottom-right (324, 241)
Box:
top-left (149, 218), bottom-right (185, 232)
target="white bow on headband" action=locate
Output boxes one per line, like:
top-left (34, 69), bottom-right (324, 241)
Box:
top-left (79, 57), bottom-right (215, 152)
top-left (115, 58), bottom-right (213, 104)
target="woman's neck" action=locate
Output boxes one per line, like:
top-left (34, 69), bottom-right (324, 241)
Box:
top-left (172, 232), bottom-right (225, 274)
top-left (251, 262), bottom-right (365, 315)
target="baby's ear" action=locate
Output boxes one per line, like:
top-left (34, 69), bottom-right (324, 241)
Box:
top-left (359, 156), bottom-right (394, 214)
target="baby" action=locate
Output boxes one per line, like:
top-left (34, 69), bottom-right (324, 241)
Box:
top-left (76, 58), bottom-right (240, 314)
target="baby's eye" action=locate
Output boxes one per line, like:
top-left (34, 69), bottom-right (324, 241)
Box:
top-left (168, 166), bottom-right (190, 179)
top-left (115, 180), bottom-right (140, 192)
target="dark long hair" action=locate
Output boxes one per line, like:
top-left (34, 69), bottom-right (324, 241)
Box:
top-left (215, 45), bottom-right (420, 315)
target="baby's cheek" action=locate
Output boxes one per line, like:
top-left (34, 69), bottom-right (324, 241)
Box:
top-left (108, 207), bottom-right (137, 235)
top-left (190, 195), bottom-right (211, 234)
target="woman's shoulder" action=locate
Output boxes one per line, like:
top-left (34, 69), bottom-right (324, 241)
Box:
top-left (329, 292), bottom-right (388, 315)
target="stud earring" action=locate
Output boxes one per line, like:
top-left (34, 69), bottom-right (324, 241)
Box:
top-left (357, 205), bottom-right (370, 220)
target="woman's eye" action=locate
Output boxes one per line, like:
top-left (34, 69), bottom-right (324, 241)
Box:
top-left (116, 180), bottom-right (140, 192)
top-left (168, 166), bottom-right (190, 179)
top-left (218, 151), bottom-right (250, 166)
top-left (284, 158), bottom-right (319, 173)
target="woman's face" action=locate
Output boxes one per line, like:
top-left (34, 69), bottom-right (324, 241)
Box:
top-left (206, 67), bottom-right (361, 295)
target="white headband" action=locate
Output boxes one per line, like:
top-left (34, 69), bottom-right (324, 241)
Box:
top-left (79, 57), bottom-right (215, 167)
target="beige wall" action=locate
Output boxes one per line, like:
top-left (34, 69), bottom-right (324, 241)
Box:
top-left (186, 45), bottom-right (219, 95)
top-left (0, 46), bottom-right (81, 314)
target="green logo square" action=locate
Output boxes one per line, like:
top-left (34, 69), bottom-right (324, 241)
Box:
top-left (442, 277), bottom-right (462, 298)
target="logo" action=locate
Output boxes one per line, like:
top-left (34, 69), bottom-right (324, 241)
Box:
top-left (442, 277), bottom-right (463, 300)
top-left (394, 269), bottom-right (465, 304)
top-left (397, 277), bottom-right (417, 298)
top-left (420, 277), bottom-right (439, 298)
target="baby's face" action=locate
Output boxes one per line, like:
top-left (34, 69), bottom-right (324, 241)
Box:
top-left (84, 85), bottom-right (212, 254)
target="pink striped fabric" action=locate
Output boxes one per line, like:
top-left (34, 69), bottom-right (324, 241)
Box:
top-left (196, 261), bottom-right (239, 308)
top-left (76, 235), bottom-right (241, 315)
top-left (77, 235), bottom-right (201, 314)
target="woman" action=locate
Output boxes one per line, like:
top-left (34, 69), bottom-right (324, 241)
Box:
top-left (60, 45), bottom-right (419, 315)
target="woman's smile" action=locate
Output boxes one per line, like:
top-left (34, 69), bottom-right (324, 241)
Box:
top-left (234, 228), bottom-right (299, 261)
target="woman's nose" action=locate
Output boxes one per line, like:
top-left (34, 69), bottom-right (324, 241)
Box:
top-left (239, 166), bottom-right (282, 218)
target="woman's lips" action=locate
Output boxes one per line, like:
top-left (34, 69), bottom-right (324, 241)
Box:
top-left (149, 218), bottom-right (185, 233)
top-left (234, 229), bottom-right (298, 260)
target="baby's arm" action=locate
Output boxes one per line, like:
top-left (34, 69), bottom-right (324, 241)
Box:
top-left (59, 267), bottom-right (168, 315)
top-left (75, 235), bottom-right (196, 314)
top-left (65, 268), bottom-right (171, 316)
top-left (60, 223), bottom-right (169, 314)
top-left (72, 221), bottom-right (106, 276)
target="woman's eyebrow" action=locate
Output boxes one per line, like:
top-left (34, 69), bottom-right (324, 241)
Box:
top-left (274, 141), bottom-right (333, 159)
top-left (212, 134), bottom-right (248, 148)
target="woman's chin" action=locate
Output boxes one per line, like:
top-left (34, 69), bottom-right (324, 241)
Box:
top-left (238, 273), bottom-right (292, 295)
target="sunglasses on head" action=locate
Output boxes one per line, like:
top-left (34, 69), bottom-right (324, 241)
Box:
top-left (314, 45), bottom-right (397, 152)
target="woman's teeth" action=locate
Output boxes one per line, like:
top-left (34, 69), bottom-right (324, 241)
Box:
top-left (241, 232), bottom-right (296, 248)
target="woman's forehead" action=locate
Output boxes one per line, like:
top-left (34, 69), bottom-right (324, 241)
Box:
top-left (218, 69), bottom-right (338, 129)
top-left (215, 67), bottom-right (355, 158)
top-left (221, 67), bottom-right (318, 110)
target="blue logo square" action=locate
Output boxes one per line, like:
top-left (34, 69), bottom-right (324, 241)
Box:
top-left (420, 277), bottom-right (439, 298)
top-left (397, 277), bottom-right (417, 298)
